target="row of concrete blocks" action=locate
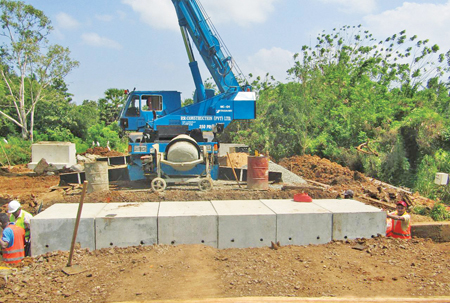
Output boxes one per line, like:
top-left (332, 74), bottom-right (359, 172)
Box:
top-left (30, 199), bottom-right (386, 256)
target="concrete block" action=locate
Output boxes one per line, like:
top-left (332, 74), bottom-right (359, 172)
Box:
top-left (95, 202), bottom-right (159, 249)
top-left (261, 199), bottom-right (332, 245)
top-left (212, 200), bottom-right (276, 249)
top-left (30, 203), bottom-right (107, 256)
top-left (313, 199), bottom-right (386, 240)
top-left (158, 201), bottom-right (217, 247)
top-left (412, 222), bottom-right (450, 242)
top-left (28, 141), bottom-right (76, 169)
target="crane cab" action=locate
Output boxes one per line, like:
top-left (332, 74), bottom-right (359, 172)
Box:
top-left (119, 90), bottom-right (182, 132)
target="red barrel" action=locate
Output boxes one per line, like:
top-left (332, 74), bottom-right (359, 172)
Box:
top-left (247, 156), bottom-right (269, 190)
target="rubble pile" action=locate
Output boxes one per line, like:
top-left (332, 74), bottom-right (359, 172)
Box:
top-left (279, 155), bottom-right (436, 209)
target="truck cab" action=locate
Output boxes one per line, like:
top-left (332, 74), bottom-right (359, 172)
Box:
top-left (120, 90), bottom-right (182, 133)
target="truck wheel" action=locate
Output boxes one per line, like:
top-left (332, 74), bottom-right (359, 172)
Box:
top-left (151, 178), bottom-right (166, 192)
top-left (198, 178), bottom-right (213, 191)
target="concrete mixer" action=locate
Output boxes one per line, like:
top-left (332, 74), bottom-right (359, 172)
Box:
top-left (149, 135), bottom-right (213, 192)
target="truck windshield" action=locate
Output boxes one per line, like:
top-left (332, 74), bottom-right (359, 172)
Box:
top-left (125, 95), bottom-right (140, 117)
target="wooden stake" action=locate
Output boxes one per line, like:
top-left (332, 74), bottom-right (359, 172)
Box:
top-left (226, 152), bottom-right (241, 188)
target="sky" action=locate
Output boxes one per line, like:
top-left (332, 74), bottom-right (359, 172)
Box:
top-left (17, 0), bottom-right (450, 104)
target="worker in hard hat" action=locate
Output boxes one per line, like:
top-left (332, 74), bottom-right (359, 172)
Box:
top-left (0, 213), bottom-right (25, 264)
top-left (386, 200), bottom-right (411, 239)
top-left (7, 200), bottom-right (33, 255)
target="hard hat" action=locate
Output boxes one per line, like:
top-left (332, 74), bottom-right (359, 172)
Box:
top-left (396, 201), bottom-right (407, 207)
top-left (7, 200), bottom-right (21, 213)
top-left (293, 193), bottom-right (313, 202)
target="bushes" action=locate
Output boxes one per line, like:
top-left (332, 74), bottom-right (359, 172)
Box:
top-left (414, 150), bottom-right (450, 204)
top-left (429, 203), bottom-right (450, 221)
top-left (412, 203), bottom-right (450, 221)
top-left (86, 123), bottom-right (128, 153)
top-left (0, 136), bottom-right (31, 165)
top-left (0, 121), bottom-right (128, 166)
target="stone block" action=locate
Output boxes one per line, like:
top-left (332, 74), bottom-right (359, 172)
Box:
top-left (28, 141), bottom-right (76, 170)
top-left (261, 199), bottom-right (332, 245)
top-left (95, 202), bottom-right (159, 249)
top-left (313, 199), bottom-right (386, 240)
top-left (158, 201), bottom-right (217, 247)
top-left (412, 222), bottom-right (450, 242)
top-left (212, 200), bottom-right (276, 249)
top-left (30, 203), bottom-right (107, 256)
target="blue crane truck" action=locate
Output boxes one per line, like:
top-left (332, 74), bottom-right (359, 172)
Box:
top-left (118, 0), bottom-right (256, 191)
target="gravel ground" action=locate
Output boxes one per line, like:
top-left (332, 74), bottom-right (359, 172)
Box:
top-left (269, 161), bottom-right (307, 185)
top-left (242, 161), bottom-right (307, 188)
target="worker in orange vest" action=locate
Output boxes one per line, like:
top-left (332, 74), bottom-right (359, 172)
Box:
top-left (386, 200), bottom-right (411, 239)
top-left (7, 200), bottom-right (32, 256)
top-left (0, 213), bottom-right (25, 264)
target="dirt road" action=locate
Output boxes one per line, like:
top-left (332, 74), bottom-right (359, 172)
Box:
top-left (1, 237), bottom-right (449, 302)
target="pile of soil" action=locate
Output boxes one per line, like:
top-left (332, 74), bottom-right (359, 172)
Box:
top-left (81, 147), bottom-right (125, 157)
top-left (279, 155), bottom-right (436, 209)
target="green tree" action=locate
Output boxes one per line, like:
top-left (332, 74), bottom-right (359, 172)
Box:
top-left (87, 122), bottom-right (127, 152)
top-left (97, 88), bottom-right (126, 126)
top-left (71, 100), bottom-right (99, 139)
top-left (0, 0), bottom-right (79, 141)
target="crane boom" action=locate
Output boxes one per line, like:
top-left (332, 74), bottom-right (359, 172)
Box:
top-left (172, 0), bottom-right (242, 99)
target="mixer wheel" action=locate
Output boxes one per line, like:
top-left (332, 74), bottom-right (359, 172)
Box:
top-left (198, 178), bottom-right (213, 191)
top-left (151, 177), bottom-right (167, 192)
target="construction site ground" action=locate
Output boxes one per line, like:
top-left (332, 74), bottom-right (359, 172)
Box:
top-left (0, 154), bottom-right (449, 302)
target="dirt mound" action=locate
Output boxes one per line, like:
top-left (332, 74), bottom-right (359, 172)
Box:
top-left (279, 155), bottom-right (435, 210)
top-left (81, 147), bottom-right (125, 157)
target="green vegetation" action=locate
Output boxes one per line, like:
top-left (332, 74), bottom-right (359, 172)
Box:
top-left (430, 203), bottom-right (450, 221)
top-left (0, 0), bottom-right (79, 140)
top-left (0, 2), bottom-right (449, 216)
top-left (222, 25), bottom-right (450, 209)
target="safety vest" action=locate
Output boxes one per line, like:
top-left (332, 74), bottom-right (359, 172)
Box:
top-left (10, 210), bottom-right (31, 241)
top-left (2, 224), bottom-right (25, 264)
top-left (386, 212), bottom-right (411, 239)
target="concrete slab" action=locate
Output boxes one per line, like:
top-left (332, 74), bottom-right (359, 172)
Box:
top-left (261, 199), bottom-right (332, 245)
top-left (30, 203), bottom-right (107, 256)
top-left (412, 222), bottom-right (450, 242)
top-left (212, 200), bottom-right (276, 249)
top-left (158, 201), bottom-right (217, 247)
top-left (28, 141), bottom-right (76, 169)
top-left (95, 202), bottom-right (159, 249)
top-left (312, 199), bottom-right (386, 240)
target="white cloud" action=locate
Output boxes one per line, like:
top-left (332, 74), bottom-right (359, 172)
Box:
top-left (318, 0), bottom-right (377, 14)
top-left (81, 33), bottom-right (123, 49)
top-left (364, 1), bottom-right (450, 51)
top-left (55, 12), bottom-right (80, 30)
top-left (202, 0), bottom-right (278, 27)
top-left (95, 14), bottom-right (114, 22)
top-left (122, 0), bottom-right (178, 30)
top-left (122, 0), bottom-right (278, 30)
top-left (244, 47), bottom-right (295, 82)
